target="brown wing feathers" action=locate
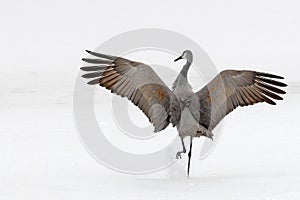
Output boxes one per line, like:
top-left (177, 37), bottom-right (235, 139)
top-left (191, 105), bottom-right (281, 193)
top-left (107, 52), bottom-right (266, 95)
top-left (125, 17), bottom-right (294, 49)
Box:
top-left (222, 70), bottom-right (286, 106)
top-left (197, 70), bottom-right (287, 130)
top-left (81, 50), bottom-right (181, 132)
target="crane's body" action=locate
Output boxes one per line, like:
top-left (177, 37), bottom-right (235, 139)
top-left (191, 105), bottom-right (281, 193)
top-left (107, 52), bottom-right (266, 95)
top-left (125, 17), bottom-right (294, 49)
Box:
top-left (81, 49), bottom-right (287, 177)
top-left (172, 51), bottom-right (212, 138)
top-left (173, 74), bottom-right (199, 137)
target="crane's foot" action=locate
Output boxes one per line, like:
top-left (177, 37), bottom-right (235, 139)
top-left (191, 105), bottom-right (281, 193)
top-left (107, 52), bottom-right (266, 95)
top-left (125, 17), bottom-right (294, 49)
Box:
top-left (176, 150), bottom-right (186, 159)
top-left (176, 137), bottom-right (187, 159)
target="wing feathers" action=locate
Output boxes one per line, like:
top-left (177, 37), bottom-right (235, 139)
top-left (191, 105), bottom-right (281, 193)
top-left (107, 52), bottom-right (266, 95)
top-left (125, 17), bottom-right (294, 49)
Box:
top-left (82, 72), bottom-right (104, 78)
top-left (80, 66), bottom-right (110, 71)
top-left (81, 50), bottom-right (181, 132)
top-left (87, 78), bottom-right (100, 85)
top-left (85, 50), bottom-right (116, 60)
top-left (255, 81), bottom-right (286, 94)
top-left (255, 72), bottom-right (284, 79)
top-left (254, 85), bottom-right (283, 100)
top-left (82, 58), bottom-right (112, 64)
top-left (255, 77), bottom-right (287, 87)
top-left (196, 70), bottom-right (287, 130)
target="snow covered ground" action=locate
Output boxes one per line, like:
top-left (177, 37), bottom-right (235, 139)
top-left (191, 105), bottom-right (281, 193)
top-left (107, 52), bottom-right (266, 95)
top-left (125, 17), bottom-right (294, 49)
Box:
top-left (1, 71), bottom-right (300, 200)
top-left (2, 1), bottom-right (300, 198)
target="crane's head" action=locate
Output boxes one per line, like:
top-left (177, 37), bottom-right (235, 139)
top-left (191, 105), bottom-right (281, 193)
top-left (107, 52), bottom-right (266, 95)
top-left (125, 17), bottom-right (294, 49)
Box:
top-left (174, 50), bottom-right (193, 63)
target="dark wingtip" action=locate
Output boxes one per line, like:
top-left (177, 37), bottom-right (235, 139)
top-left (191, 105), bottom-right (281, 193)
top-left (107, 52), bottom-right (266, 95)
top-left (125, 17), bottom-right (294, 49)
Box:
top-left (82, 58), bottom-right (86, 62)
top-left (273, 75), bottom-right (285, 79)
top-left (256, 72), bottom-right (285, 79)
top-left (85, 50), bottom-right (91, 53)
top-left (279, 90), bottom-right (287, 94)
top-left (81, 74), bottom-right (90, 78)
top-left (267, 99), bottom-right (276, 105)
top-left (87, 78), bottom-right (100, 85)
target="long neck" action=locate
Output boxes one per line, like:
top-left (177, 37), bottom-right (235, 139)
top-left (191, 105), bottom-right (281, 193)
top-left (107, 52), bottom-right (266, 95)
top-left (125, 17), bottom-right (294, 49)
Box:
top-left (179, 61), bottom-right (191, 80)
top-left (173, 60), bottom-right (192, 90)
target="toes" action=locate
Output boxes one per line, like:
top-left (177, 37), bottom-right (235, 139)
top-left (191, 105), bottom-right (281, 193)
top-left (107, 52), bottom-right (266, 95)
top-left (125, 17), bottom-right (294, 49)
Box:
top-left (176, 153), bottom-right (182, 159)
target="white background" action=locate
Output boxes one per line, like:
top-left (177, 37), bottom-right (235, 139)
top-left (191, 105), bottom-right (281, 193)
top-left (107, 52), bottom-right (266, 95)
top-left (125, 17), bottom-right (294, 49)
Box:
top-left (1, 0), bottom-right (300, 199)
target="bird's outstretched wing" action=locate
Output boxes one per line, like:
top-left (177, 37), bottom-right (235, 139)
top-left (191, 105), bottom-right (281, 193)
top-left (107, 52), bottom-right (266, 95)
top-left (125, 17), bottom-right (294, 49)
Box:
top-left (194, 70), bottom-right (287, 130)
top-left (81, 50), bottom-right (181, 132)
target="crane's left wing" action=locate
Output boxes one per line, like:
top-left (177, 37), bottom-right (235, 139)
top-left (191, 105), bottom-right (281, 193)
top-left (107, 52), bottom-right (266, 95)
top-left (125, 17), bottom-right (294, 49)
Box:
top-left (81, 50), bottom-right (181, 132)
top-left (193, 70), bottom-right (287, 131)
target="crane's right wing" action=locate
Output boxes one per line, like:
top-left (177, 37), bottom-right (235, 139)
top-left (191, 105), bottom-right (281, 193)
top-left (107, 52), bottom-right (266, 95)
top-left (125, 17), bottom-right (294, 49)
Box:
top-left (194, 70), bottom-right (287, 131)
top-left (81, 50), bottom-right (181, 132)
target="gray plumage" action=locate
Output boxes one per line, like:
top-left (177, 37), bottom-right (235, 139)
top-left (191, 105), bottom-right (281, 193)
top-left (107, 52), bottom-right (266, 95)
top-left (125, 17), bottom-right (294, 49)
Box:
top-left (81, 50), bottom-right (287, 177)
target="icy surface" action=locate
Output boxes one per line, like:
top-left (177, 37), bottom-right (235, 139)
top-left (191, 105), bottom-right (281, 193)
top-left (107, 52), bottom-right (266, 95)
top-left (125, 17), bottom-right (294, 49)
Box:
top-left (1, 72), bottom-right (299, 200)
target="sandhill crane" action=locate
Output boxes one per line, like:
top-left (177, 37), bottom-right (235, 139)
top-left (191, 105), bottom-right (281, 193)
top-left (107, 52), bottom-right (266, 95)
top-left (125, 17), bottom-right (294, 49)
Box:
top-left (81, 50), bottom-right (287, 177)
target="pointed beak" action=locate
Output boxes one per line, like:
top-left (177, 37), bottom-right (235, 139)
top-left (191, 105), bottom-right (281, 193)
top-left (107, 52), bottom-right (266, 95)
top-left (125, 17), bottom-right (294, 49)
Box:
top-left (174, 56), bottom-right (182, 62)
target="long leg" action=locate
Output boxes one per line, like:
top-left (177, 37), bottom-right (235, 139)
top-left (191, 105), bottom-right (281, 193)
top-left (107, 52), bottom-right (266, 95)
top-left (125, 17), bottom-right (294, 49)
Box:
top-left (187, 136), bottom-right (193, 177)
top-left (176, 137), bottom-right (186, 159)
